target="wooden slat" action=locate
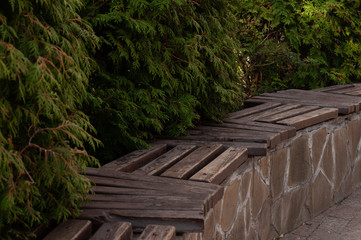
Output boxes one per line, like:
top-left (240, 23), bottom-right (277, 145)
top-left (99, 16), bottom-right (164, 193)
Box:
top-left (346, 89), bottom-right (361, 96)
top-left (223, 102), bottom-right (282, 119)
top-left (82, 200), bottom-right (204, 211)
top-left (277, 108), bottom-right (338, 130)
top-left (263, 89), bottom-right (361, 113)
top-left (204, 121), bottom-right (291, 141)
top-left (236, 104), bottom-right (302, 121)
top-left (133, 145), bottom-right (197, 176)
top-left (160, 144), bottom-right (224, 179)
top-left (191, 126), bottom-right (281, 148)
top-left (79, 209), bottom-right (203, 232)
top-left (312, 84), bottom-right (354, 92)
top-left (327, 84), bottom-right (361, 94)
top-left (81, 209), bottom-right (204, 221)
top-left (138, 225), bottom-right (176, 240)
top-left (102, 144), bottom-right (167, 172)
top-left (245, 96), bottom-right (352, 114)
top-left (151, 139), bottom-right (267, 156)
top-left (257, 105), bottom-right (320, 123)
top-left (222, 119), bottom-right (296, 140)
top-left (190, 147), bottom-right (248, 184)
top-left (90, 222), bottom-right (132, 240)
top-left (43, 220), bottom-right (92, 240)
top-left (88, 194), bottom-right (205, 203)
top-left (86, 168), bottom-right (224, 213)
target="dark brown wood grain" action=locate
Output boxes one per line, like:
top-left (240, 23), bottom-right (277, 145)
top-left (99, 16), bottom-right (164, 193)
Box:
top-left (223, 102), bottom-right (282, 120)
top-left (90, 222), bottom-right (132, 240)
top-left (138, 225), bottom-right (176, 240)
top-left (43, 220), bottom-right (92, 240)
top-left (190, 147), bottom-right (248, 184)
top-left (257, 105), bottom-right (320, 123)
top-left (102, 144), bottom-right (167, 172)
top-left (132, 145), bottom-right (197, 176)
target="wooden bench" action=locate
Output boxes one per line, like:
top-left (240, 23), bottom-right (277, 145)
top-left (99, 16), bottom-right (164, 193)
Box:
top-left (42, 85), bottom-right (361, 239)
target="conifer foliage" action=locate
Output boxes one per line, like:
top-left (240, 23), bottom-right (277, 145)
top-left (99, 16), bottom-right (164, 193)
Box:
top-left (84, 0), bottom-right (244, 161)
top-left (0, 0), bottom-right (99, 238)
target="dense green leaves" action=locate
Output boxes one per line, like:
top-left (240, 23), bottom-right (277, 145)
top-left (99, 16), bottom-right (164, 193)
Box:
top-left (237, 0), bottom-right (361, 94)
top-left (0, 0), bottom-right (99, 238)
top-left (84, 0), bottom-right (244, 162)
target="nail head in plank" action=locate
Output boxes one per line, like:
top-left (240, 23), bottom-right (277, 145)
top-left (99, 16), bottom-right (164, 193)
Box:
top-left (102, 144), bottom-right (167, 172)
top-left (190, 147), bottom-right (248, 184)
top-left (90, 222), bottom-right (132, 240)
top-left (43, 220), bottom-right (92, 240)
top-left (223, 102), bottom-right (282, 120)
top-left (133, 145), bottom-right (197, 176)
top-left (138, 225), bottom-right (176, 240)
top-left (257, 105), bottom-right (320, 123)
top-left (161, 143), bottom-right (224, 179)
top-left (277, 108), bottom-right (338, 130)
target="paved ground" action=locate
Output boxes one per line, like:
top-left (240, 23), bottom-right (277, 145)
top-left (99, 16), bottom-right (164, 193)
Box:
top-left (282, 187), bottom-right (361, 240)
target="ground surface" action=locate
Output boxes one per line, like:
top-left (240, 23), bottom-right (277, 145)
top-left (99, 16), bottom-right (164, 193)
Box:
top-left (283, 187), bottom-right (361, 240)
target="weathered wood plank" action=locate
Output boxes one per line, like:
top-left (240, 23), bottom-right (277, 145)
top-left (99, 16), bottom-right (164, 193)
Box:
top-left (257, 105), bottom-right (320, 123)
top-left (190, 147), bottom-right (247, 184)
top-left (86, 168), bottom-right (221, 191)
top-left (344, 87), bottom-right (361, 96)
top-left (312, 84), bottom-right (354, 92)
top-left (245, 96), bottom-right (352, 114)
top-left (82, 200), bottom-right (204, 211)
top-left (79, 209), bottom-right (204, 233)
top-left (183, 129), bottom-right (278, 148)
top-left (43, 220), bottom-right (92, 240)
top-left (138, 225), bottom-right (176, 240)
top-left (151, 139), bottom-right (267, 156)
top-left (277, 108), bottom-right (338, 130)
top-left (102, 144), bottom-right (167, 172)
top-left (204, 121), bottom-right (291, 141)
top-left (222, 120), bottom-right (296, 140)
top-left (161, 143), bottom-right (224, 179)
top-left (191, 126), bottom-right (281, 147)
top-left (90, 222), bottom-right (132, 240)
top-left (223, 102), bottom-right (282, 120)
top-left (263, 89), bottom-right (361, 113)
top-left (81, 209), bottom-right (204, 221)
top-left (237, 104), bottom-right (302, 121)
top-left (133, 145), bottom-right (197, 176)
top-left (88, 194), bottom-right (205, 203)
top-left (87, 175), bottom-right (216, 199)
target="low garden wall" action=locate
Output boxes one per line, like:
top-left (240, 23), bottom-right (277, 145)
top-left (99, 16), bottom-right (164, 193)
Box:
top-left (183, 113), bottom-right (361, 240)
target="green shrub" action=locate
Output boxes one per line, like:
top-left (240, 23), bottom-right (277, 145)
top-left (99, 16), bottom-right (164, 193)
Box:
top-left (83, 0), bottom-right (244, 162)
top-left (0, 0), bottom-right (99, 238)
top-left (236, 0), bottom-right (361, 94)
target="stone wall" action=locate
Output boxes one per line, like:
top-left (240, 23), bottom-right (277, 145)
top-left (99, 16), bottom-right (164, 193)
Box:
top-left (181, 114), bottom-right (361, 240)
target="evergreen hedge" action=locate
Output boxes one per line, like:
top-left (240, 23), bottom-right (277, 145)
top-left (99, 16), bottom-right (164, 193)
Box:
top-left (0, 0), bottom-right (99, 238)
top-left (83, 0), bottom-right (244, 162)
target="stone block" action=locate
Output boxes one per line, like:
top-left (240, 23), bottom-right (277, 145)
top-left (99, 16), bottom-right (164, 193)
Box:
top-left (203, 210), bottom-right (215, 240)
top-left (251, 169), bottom-right (269, 220)
top-left (240, 171), bottom-right (252, 203)
top-left (221, 179), bottom-right (240, 231)
top-left (257, 156), bottom-right (269, 179)
top-left (320, 137), bottom-right (334, 182)
top-left (312, 128), bottom-right (327, 171)
top-left (308, 173), bottom-right (333, 217)
top-left (334, 171), bottom-right (352, 203)
top-left (334, 127), bottom-right (351, 193)
top-left (273, 186), bottom-right (310, 234)
top-left (270, 148), bottom-right (288, 199)
top-left (288, 135), bottom-right (311, 187)
top-left (348, 120), bottom-right (361, 164)
top-left (226, 208), bottom-right (245, 240)
top-left (255, 199), bottom-right (271, 240)
top-left (352, 159), bottom-right (361, 189)
top-left (213, 198), bottom-right (222, 224)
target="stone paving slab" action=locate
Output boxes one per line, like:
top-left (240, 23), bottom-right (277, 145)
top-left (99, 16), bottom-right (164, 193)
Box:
top-left (281, 187), bottom-right (361, 240)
